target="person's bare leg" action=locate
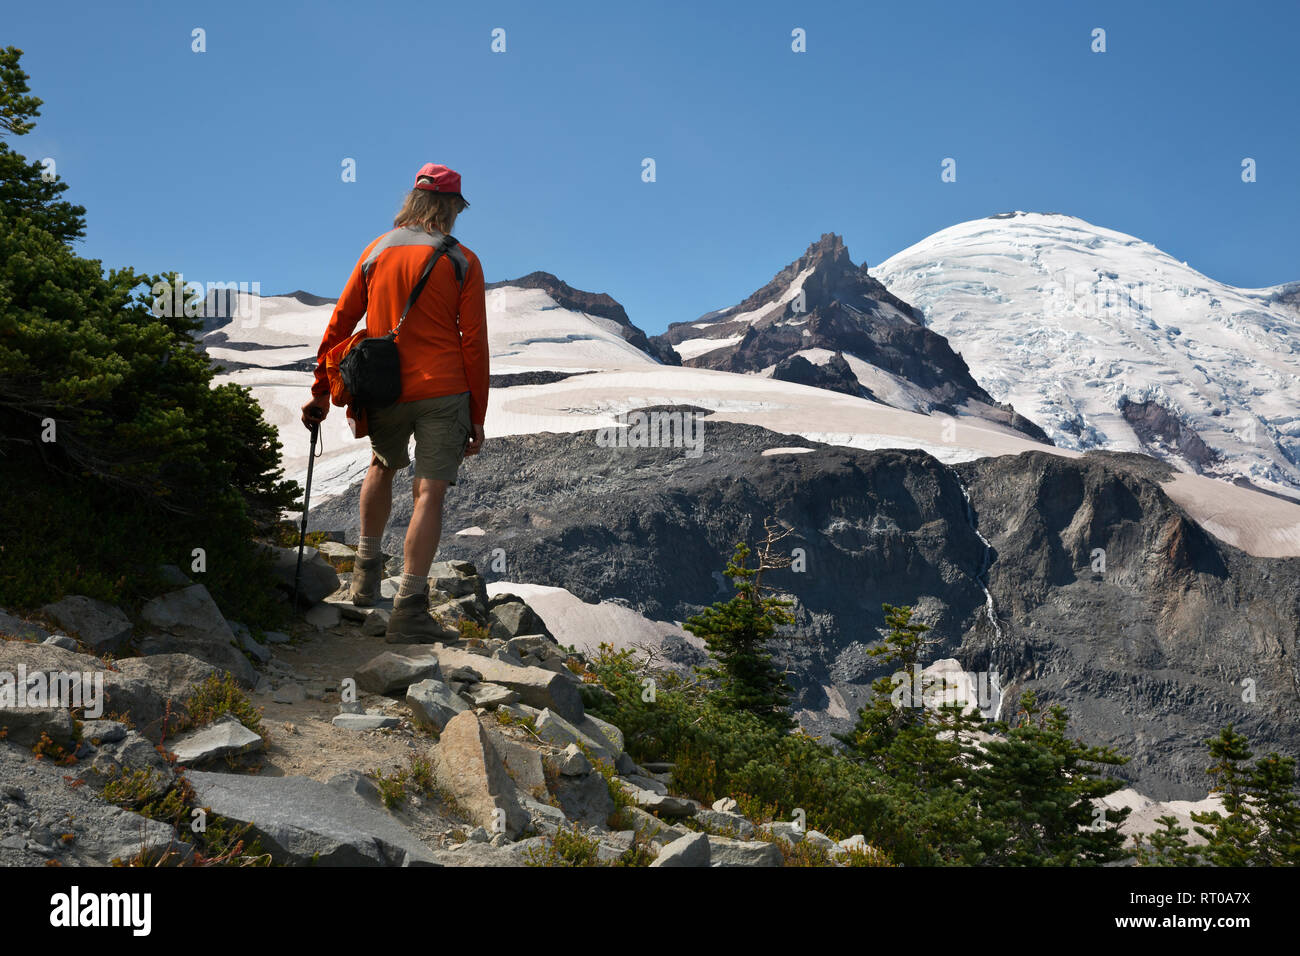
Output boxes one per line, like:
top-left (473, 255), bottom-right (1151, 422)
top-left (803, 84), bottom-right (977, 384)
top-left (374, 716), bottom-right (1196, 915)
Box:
top-left (360, 457), bottom-right (396, 539)
top-left (404, 477), bottom-right (449, 579)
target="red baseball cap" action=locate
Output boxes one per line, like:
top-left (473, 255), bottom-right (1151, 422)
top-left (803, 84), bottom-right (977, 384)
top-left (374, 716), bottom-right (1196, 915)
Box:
top-left (414, 163), bottom-right (469, 206)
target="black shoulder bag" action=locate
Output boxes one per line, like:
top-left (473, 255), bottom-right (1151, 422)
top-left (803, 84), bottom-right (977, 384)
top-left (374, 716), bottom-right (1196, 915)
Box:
top-left (340, 235), bottom-right (460, 409)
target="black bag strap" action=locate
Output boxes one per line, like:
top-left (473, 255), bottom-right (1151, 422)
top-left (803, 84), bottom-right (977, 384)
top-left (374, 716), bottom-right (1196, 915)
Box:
top-left (392, 235), bottom-right (460, 340)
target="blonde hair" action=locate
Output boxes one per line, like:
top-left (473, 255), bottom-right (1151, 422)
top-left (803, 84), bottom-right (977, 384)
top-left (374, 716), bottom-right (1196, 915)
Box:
top-left (394, 183), bottom-right (466, 235)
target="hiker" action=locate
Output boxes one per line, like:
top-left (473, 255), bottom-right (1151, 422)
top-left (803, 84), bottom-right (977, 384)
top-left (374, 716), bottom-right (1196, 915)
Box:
top-left (300, 163), bottom-right (488, 642)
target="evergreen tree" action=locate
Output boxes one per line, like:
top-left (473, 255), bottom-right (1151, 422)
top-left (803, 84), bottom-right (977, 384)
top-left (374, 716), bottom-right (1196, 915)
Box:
top-left (839, 604), bottom-right (989, 864)
top-left (1247, 752), bottom-right (1300, 865)
top-left (0, 46), bottom-right (86, 243)
top-left (0, 49), bottom-right (297, 621)
top-left (1190, 726), bottom-right (1259, 866)
top-left (972, 691), bottom-right (1131, 865)
top-left (684, 519), bottom-right (796, 732)
top-left (1133, 814), bottom-right (1201, 866)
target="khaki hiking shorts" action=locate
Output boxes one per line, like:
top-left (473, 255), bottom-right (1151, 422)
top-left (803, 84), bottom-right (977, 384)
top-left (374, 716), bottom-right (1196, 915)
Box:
top-left (367, 391), bottom-right (471, 483)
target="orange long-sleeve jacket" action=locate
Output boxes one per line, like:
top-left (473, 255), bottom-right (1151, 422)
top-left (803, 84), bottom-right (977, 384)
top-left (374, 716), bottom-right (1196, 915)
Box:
top-left (312, 226), bottom-right (490, 426)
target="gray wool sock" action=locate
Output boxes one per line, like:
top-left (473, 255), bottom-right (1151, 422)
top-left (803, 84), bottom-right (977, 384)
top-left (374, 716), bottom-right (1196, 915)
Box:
top-left (397, 573), bottom-right (426, 599)
top-left (357, 536), bottom-right (381, 561)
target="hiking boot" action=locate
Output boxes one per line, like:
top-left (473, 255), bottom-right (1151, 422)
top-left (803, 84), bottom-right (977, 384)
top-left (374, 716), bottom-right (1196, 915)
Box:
top-left (385, 590), bottom-right (459, 644)
top-left (348, 554), bottom-right (382, 607)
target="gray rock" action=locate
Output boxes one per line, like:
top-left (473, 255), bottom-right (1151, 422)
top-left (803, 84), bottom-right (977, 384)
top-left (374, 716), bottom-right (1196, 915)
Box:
top-left (0, 609), bottom-right (51, 642)
top-left (137, 585), bottom-right (257, 686)
top-left (712, 796), bottom-right (738, 812)
top-left (488, 601), bottom-right (548, 640)
top-left (169, 718), bottom-right (264, 765)
top-left (261, 544), bottom-right (341, 606)
top-left (707, 835), bottom-right (784, 867)
top-left (650, 830), bottom-right (711, 867)
top-left (361, 609), bottom-right (390, 636)
top-left (558, 743), bottom-right (593, 776)
top-left (758, 820), bottom-right (805, 845)
top-left (432, 648), bottom-right (583, 722)
top-left (39, 596), bottom-right (132, 653)
top-left (263, 631), bottom-right (292, 644)
top-left (185, 770), bottom-right (439, 865)
top-left (490, 734), bottom-right (548, 795)
top-left (620, 806), bottom-right (690, 844)
top-left (694, 808), bottom-right (754, 839)
top-left (81, 729), bottom-right (177, 798)
top-left (355, 652), bottom-right (441, 696)
top-left (0, 742), bottom-right (189, 866)
top-left (630, 787), bottom-right (697, 819)
top-left (332, 713), bottom-right (399, 731)
top-left (0, 707), bottom-right (75, 748)
top-left (107, 653), bottom-right (221, 740)
top-left (273, 683), bottom-right (306, 704)
top-left (42, 635), bottom-right (78, 651)
top-left (240, 632), bottom-right (272, 663)
top-left (621, 773), bottom-right (668, 795)
top-left (80, 720), bottom-right (128, 745)
top-left (405, 678), bottom-right (470, 733)
top-left (326, 770), bottom-right (383, 806)
top-left (463, 682), bottom-right (520, 709)
top-left (305, 603), bottom-right (341, 630)
top-left (552, 769), bottom-right (614, 828)
top-left (533, 708), bottom-right (616, 765)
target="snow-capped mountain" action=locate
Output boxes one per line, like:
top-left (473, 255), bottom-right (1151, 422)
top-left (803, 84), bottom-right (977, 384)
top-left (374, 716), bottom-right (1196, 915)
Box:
top-left (873, 212), bottom-right (1300, 499)
top-left (649, 233), bottom-right (1050, 442)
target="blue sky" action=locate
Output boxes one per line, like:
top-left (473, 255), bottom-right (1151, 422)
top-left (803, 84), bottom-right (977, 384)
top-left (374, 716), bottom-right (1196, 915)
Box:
top-left (8, 0), bottom-right (1298, 335)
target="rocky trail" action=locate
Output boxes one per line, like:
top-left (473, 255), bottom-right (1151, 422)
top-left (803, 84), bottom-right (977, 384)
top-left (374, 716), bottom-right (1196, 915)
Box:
top-left (0, 548), bottom-right (855, 868)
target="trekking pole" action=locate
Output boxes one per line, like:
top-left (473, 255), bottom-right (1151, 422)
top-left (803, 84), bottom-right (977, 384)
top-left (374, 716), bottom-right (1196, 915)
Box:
top-left (292, 420), bottom-right (321, 611)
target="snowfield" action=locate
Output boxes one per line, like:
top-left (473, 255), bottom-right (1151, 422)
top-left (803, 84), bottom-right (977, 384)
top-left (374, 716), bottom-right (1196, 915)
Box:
top-left (204, 266), bottom-right (1300, 559)
top-left (873, 211), bottom-right (1300, 499)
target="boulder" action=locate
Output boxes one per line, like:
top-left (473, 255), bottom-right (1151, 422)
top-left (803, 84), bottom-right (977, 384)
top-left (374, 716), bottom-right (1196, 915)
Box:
top-left (261, 544), bottom-right (341, 606)
top-left (39, 596), bottom-right (132, 653)
top-left (534, 708), bottom-right (616, 765)
top-left (650, 831), bottom-right (711, 867)
top-left (758, 820), bottom-right (805, 845)
top-left (432, 648), bottom-right (583, 722)
top-left (620, 806), bottom-right (690, 844)
top-left (169, 718), bottom-right (264, 765)
top-left (558, 743), bottom-right (593, 776)
top-left (429, 712), bottom-right (529, 839)
top-left (629, 787), bottom-right (697, 819)
top-left (137, 585), bottom-right (257, 686)
top-left (551, 770), bottom-right (614, 827)
top-left (463, 683), bottom-right (520, 709)
top-left (428, 560), bottom-right (489, 610)
top-left (488, 601), bottom-right (549, 640)
top-left (487, 730), bottom-right (548, 795)
top-left (0, 706), bottom-right (76, 748)
top-left (405, 679), bottom-right (470, 733)
top-left (185, 771), bottom-right (439, 865)
top-left (361, 609), bottom-right (390, 637)
top-left (694, 808), bottom-right (754, 839)
top-left (106, 654), bottom-right (221, 740)
top-left (0, 609), bottom-right (51, 642)
top-left (79, 727), bottom-right (178, 800)
top-left (706, 835), bottom-right (784, 867)
top-left (355, 652), bottom-right (440, 696)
